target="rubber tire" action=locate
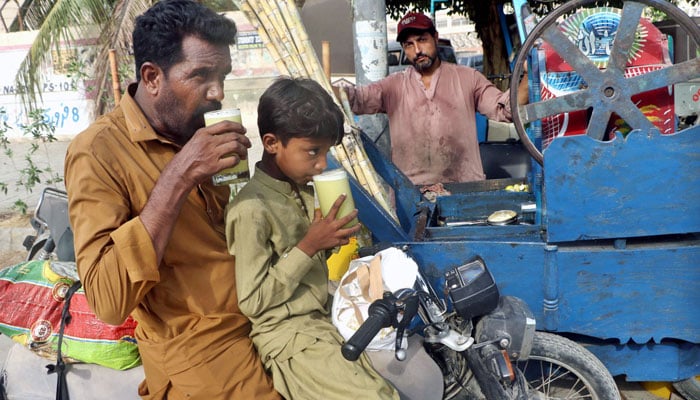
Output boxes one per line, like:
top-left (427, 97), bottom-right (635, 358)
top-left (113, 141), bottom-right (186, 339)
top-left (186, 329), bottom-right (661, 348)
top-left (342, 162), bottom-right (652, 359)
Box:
top-left (516, 331), bottom-right (621, 400)
top-left (674, 377), bottom-right (700, 400)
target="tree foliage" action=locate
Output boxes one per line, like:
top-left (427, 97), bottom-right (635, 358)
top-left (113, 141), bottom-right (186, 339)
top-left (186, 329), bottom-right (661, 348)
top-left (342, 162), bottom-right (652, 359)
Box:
top-left (13, 0), bottom-right (151, 115)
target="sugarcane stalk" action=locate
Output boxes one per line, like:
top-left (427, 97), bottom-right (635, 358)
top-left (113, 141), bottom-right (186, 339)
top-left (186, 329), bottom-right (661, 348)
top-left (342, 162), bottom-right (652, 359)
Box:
top-left (239, 3), bottom-right (289, 75)
top-left (342, 134), bottom-right (394, 217)
top-left (278, 0), bottom-right (328, 86)
top-left (337, 87), bottom-right (357, 128)
top-left (330, 146), bottom-right (355, 177)
top-left (349, 129), bottom-right (392, 201)
top-left (262, 1), bottom-right (306, 76)
top-left (341, 135), bottom-right (372, 193)
top-left (246, 1), bottom-right (302, 76)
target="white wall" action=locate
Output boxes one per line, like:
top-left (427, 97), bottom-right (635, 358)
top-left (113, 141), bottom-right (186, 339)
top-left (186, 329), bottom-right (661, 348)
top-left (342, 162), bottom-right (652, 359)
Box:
top-left (0, 30), bottom-right (96, 140)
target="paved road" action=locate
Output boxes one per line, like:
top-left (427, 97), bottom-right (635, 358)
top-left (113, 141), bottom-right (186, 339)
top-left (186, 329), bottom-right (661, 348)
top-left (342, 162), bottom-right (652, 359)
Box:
top-left (0, 140), bottom-right (69, 264)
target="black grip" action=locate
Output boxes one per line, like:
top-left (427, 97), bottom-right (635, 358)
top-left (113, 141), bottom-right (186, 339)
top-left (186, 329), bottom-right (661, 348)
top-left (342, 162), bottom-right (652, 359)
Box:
top-left (341, 313), bottom-right (388, 361)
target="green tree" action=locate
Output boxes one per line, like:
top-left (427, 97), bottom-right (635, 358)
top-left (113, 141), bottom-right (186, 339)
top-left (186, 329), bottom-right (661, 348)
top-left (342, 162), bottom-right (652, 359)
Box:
top-left (13, 0), bottom-right (150, 116)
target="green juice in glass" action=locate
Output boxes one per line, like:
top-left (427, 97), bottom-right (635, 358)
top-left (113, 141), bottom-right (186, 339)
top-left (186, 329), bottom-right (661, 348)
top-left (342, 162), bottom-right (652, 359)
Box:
top-left (204, 108), bottom-right (250, 186)
top-left (313, 169), bottom-right (359, 228)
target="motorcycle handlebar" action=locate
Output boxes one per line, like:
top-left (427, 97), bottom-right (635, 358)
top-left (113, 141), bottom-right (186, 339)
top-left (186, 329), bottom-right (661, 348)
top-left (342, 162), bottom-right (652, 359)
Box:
top-left (341, 297), bottom-right (396, 361)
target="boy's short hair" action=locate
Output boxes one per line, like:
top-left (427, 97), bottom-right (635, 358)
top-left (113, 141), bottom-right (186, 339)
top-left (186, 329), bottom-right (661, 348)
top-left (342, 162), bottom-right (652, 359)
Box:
top-left (257, 77), bottom-right (344, 146)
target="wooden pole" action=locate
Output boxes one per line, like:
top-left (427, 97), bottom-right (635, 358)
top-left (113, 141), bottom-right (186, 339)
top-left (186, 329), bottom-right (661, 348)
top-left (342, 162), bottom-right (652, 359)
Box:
top-left (108, 49), bottom-right (121, 105)
top-left (322, 40), bottom-right (331, 80)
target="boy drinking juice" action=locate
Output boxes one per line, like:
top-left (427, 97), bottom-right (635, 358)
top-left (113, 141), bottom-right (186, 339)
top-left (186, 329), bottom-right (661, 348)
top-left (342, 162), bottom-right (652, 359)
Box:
top-left (225, 77), bottom-right (398, 400)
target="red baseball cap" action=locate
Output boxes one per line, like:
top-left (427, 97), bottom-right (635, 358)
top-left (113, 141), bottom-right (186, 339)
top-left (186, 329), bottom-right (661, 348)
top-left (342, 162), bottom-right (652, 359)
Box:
top-left (396, 12), bottom-right (435, 42)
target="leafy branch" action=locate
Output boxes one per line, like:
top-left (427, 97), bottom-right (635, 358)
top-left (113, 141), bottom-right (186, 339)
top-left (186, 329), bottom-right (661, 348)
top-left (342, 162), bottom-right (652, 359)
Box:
top-left (0, 107), bottom-right (63, 214)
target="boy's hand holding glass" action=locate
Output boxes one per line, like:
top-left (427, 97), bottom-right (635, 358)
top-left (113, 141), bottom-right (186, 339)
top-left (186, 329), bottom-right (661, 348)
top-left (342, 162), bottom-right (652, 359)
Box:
top-left (297, 194), bottom-right (361, 258)
top-left (312, 169), bottom-right (359, 228)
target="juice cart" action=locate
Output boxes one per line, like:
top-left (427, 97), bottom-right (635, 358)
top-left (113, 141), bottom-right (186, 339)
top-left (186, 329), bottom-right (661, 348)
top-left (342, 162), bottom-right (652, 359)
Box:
top-left (330, 0), bottom-right (700, 396)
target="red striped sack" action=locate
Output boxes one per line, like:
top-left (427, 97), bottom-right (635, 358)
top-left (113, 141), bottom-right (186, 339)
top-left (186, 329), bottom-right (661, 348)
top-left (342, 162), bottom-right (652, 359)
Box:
top-left (0, 260), bottom-right (140, 370)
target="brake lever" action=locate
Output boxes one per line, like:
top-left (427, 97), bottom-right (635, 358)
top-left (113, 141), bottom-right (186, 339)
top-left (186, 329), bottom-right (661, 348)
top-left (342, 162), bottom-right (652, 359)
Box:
top-left (392, 289), bottom-right (420, 361)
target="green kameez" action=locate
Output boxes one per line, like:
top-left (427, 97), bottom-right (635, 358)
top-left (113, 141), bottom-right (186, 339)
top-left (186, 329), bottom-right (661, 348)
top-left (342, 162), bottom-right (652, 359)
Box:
top-left (225, 167), bottom-right (398, 400)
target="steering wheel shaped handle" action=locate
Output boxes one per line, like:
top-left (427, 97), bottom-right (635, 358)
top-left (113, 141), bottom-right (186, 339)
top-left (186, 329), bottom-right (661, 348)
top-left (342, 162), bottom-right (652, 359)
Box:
top-left (510, 0), bottom-right (700, 165)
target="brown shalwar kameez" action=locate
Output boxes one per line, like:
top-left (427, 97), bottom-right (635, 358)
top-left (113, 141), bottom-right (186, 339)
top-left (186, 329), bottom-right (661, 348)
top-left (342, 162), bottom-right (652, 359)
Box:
top-left (64, 84), bottom-right (279, 400)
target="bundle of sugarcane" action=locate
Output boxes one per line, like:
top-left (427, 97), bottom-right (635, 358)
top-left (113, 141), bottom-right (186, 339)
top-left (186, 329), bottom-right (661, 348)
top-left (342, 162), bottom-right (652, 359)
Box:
top-left (235, 0), bottom-right (397, 220)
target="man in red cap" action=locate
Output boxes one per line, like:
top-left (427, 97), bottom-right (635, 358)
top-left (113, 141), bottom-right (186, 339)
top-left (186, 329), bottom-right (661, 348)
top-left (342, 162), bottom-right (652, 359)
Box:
top-left (338, 12), bottom-right (528, 185)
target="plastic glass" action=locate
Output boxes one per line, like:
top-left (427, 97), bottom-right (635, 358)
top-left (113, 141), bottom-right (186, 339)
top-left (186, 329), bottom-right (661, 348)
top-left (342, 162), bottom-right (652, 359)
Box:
top-left (204, 108), bottom-right (250, 186)
top-left (313, 169), bottom-right (359, 228)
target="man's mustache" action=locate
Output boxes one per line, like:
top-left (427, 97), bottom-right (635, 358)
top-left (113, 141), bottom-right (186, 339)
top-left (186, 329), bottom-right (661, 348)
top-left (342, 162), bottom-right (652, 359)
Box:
top-left (412, 53), bottom-right (427, 62)
top-left (202, 101), bottom-right (223, 114)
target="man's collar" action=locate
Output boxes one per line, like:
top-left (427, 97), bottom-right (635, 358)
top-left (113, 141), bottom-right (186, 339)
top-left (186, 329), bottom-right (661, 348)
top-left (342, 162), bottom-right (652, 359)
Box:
top-left (121, 83), bottom-right (176, 146)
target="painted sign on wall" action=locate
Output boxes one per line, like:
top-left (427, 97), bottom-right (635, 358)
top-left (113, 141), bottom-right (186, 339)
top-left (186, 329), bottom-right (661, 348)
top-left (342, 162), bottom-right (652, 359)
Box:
top-left (0, 31), bottom-right (96, 140)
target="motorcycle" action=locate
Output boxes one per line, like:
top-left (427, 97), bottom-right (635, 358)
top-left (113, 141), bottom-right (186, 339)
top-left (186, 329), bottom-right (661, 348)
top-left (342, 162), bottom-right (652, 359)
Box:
top-left (341, 251), bottom-right (621, 399)
top-left (1, 187), bottom-right (145, 400)
top-left (22, 187), bottom-right (73, 262)
top-left (8, 187), bottom-right (619, 399)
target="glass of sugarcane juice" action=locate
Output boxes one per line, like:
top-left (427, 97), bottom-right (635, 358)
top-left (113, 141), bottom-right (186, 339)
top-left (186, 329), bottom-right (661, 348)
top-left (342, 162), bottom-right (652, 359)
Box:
top-left (312, 168), bottom-right (359, 228)
top-left (204, 108), bottom-right (250, 186)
